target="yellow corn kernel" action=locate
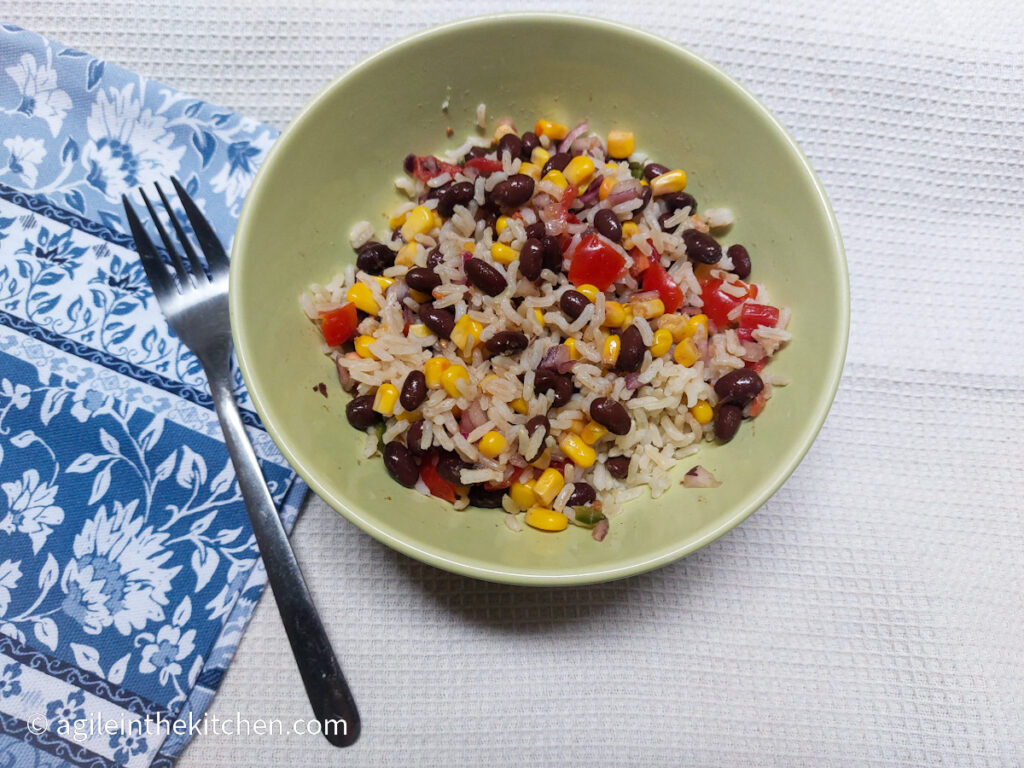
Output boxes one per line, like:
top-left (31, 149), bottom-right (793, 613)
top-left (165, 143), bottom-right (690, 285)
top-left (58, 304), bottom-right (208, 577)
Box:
top-left (650, 328), bottom-right (673, 357)
top-left (509, 480), bottom-right (537, 509)
top-left (673, 337), bottom-right (700, 367)
top-left (478, 430), bottom-right (508, 459)
top-left (577, 283), bottom-right (600, 303)
top-left (395, 409), bottom-right (420, 422)
top-left (372, 384), bottom-right (399, 416)
top-left (346, 283), bottom-right (379, 315)
top-left (621, 221), bottom-right (639, 246)
top-left (424, 357), bottom-right (450, 389)
top-left (598, 175), bottom-right (618, 201)
top-left (602, 301), bottom-right (627, 328)
top-left (622, 305), bottom-right (634, 326)
top-left (542, 170), bottom-right (568, 191)
top-left (564, 338), bottom-right (581, 361)
top-left (529, 448), bottom-right (551, 468)
top-left (607, 130), bottom-right (635, 160)
top-left (395, 242), bottom-right (418, 267)
top-left (462, 240), bottom-right (476, 253)
top-left (409, 288), bottom-right (430, 303)
top-left (481, 374), bottom-right (501, 388)
top-left (650, 169), bottom-right (687, 196)
top-left (490, 242), bottom-right (518, 265)
top-left (559, 433), bottom-right (596, 468)
top-left (534, 119), bottom-right (568, 140)
top-left (563, 155), bottom-right (595, 187)
top-left (525, 507), bottom-right (569, 532)
top-left (533, 308), bottom-right (545, 327)
top-left (441, 364), bottom-right (470, 397)
top-left (431, 210), bottom-right (444, 229)
top-left (408, 323), bottom-right (432, 338)
top-left (658, 314), bottom-right (688, 342)
top-left (684, 313), bottom-right (709, 339)
top-left (510, 397), bottom-right (529, 415)
top-left (451, 315), bottom-right (483, 353)
top-left (494, 122), bottom-right (516, 142)
top-left (530, 146), bottom-right (551, 167)
top-left (519, 161), bottom-right (542, 181)
top-left (569, 419), bottom-right (587, 434)
top-left (632, 297), bottom-right (665, 320)
top-left (388, 209), bottom-right (409, 229)
top-left (580, 420), bottom-right (608, 445)
top-left (690, 400), bottom-right (714, 425)
top-left (400, 205), bottom-right (434, 240)
top-left (602, 334), bottom-right (621, 366)
top-left (354, 335), bottom-right (377, 359)
top-left (533, 468), bottom-right (564, 506)
top-left (373, 276), bottom-right (394, 291)
top-left (640, 179), bottom-right (649, 187)
top-left (495, 215), bottom-right (510, 235)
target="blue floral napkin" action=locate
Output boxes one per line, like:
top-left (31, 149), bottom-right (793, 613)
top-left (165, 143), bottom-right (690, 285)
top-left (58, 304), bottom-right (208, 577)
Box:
top-left (0, 23), bottom-right (305, 768)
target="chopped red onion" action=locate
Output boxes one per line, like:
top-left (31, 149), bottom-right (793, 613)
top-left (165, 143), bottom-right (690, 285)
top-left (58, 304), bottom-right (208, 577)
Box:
top-left (624, 372), bottom-right (641, 390)
top-left (558, 121), bottom-right (589, 153)
top-left (683, 465), bottom-right (721, 488)
top-left (631, 290), bottom-right (660, 303)
top-left (607, 179), bottom-right (642, 206)
top-left (539, 344), bottom-right (575, 374)
top-left (335, 358), bottom-right (356, 393)
top-left (578, 176), bottom-right (603, 207)
top-left (592, 518), bottom-right (609, 542)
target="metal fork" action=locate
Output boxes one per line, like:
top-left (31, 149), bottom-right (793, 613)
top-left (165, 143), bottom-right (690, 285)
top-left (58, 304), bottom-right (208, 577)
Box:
top-left (122, 179), bottom-right (360, 748)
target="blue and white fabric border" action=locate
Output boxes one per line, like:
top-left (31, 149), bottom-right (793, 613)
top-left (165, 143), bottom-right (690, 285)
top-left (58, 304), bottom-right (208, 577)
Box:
top-left (0, 22), bottom-right (304, 768)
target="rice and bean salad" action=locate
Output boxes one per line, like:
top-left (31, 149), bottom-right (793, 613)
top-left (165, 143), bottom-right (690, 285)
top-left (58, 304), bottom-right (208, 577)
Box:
top-left (300, 115), bottom-right (791, 539)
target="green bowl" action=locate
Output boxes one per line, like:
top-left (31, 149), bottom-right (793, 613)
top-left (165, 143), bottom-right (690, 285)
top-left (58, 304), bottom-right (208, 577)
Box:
top-left (231, 13), bottom-right (848, 586)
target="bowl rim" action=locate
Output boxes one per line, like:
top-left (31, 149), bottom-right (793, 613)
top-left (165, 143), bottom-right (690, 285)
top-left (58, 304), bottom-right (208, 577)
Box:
top-left (231, 12), bottom-right (850, 586)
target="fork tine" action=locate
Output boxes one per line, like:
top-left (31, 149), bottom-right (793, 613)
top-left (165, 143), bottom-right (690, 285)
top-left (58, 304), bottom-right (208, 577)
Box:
top-left (140, 188), bottom-right (191, 288)
top-left (171, 177), bottom-right (230, 278)
top-left (155, 182), bottom-right (207, 283)
top-left (122, 195), bottom-right (177, 300)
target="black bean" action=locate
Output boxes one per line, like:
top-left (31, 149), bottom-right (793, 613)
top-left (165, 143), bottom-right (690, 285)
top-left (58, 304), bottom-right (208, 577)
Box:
top-left (616, 325), bottom-right (644, 373)
top-left (714, 369), bottom-right (764, 406)
top-left (590, 397), bottom-right (632, 435)
top-left (491, 174), bottom-right (535, 208)
top-left (728, 244), bottom-right (751, 279)
top-left (714, 404), bottom-right (743, 442)
top-left (567, 482), bottom-right (597, 507)
top-left (463, 146), bottom-right (489, 163)
top-left (355, 241), bottom-right (395, 275)
top-left (519, 237), bottom-right (544, 280)
top-left (594, 209), bottom-right (622, 243)
top-left (406, 421), bottom-right (427, 457)
top-left (405, 267), bottom-right (441, 294)
top-left (541, 235), bottom-right (563, 274)
top-left (437, 181), bottom-right (475, 218)
top-left (383, 441), bottom-right (419, 487)
top-left (426, 248), bottom-right (444, 269)
top-left (436, 451), bottom-right (468, 485)
top-left (643, 162), bottom-right (670, 181)
top-left (663, 191), bottom-right (697, 213)
top-left (497, 133), bottom-right (522, 161)
top-left (524, 221), bottom-right (546, 240)
top-left (533, 369), bottom-right (573, 407)
top-left (345, 395), bottom-right (380, 430)
top-left (542, 152), bottom-right (571, 176)
top-left (683, 229), bottom-right (722, 264)
top-left (468, 484), bottom-right (505, 508)
top-left (403, 154), bottom-right (416, 174)
top-left (524, 415), bottom-right (551, 462)
top-left (464, 258), bottom-right (508, 296)
top-left (637, 184), bottom-right (652, 212)
top-left (517, 131), bottom-right (537, 158)
top-left (419, 303), bottom-right (455, 339)
top-left (485, 330), bottom-right (528, 355)
top-left (606, 456), bottom-right (630, 479)
top-left (400, 370), bottom-right (427, 411)
top-left (559, 290), bottom-right (589, 320)
top-left (658, 212), bottom-right (675, 232)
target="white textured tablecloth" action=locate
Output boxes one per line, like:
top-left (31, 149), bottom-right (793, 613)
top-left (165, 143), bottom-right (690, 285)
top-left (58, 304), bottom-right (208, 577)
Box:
top-left (8, 1), bottom-right (1023, 765)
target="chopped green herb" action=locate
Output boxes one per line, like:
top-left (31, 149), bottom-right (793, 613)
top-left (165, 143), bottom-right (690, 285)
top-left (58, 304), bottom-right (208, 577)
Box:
top-left (572, 506), bottom-right (607, 528)
top-left (628, 161), bottom-right (645, 180)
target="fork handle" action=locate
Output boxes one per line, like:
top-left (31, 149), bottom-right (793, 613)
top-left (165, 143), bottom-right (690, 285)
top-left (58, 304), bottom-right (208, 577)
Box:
top-left (205, 355), bottom-right (360, 747)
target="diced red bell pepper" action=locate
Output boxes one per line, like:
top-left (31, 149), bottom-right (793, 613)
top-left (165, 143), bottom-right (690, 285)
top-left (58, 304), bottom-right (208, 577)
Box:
top-left (628, 248), bottom-right (652, 279)
top-left (699, 278), bottom-right (754, 328)
top-left (464, 157), bottom-right (504, 175)
top-left (641, 261), bottom-right (684, 314)
top-left (747, 391), bottom-right (767, 417)
top-left (736, 328), bottom-right (754, 342)
top-left (420, 459), bottom-right (457, 503)
top-left (744, 358), bottom-right (767, 373)
top-left (568, 233), bottom-right (626, 291)
top-left (739, 303), bottom-right (780, 330)
top-left (407, 154), bottom-right (462, 183)
top-left (319, 303), bottom-right (358, 346)
top-left (484, 466), bottom-right (523, 492)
